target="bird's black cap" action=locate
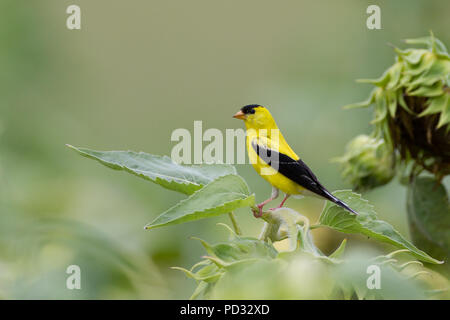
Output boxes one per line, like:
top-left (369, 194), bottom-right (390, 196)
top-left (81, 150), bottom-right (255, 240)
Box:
top-left (241, 104), bottom-right (262, 114)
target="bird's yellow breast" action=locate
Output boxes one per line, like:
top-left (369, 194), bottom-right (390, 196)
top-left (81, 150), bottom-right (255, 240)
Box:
top-left (246, 133), bottom-right (305, 196)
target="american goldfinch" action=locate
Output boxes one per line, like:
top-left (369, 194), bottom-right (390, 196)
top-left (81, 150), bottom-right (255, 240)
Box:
top-left (233, 104), bottom-right (358, 217)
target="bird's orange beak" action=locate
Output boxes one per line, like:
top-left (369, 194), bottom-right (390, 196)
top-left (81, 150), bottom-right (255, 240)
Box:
top-left (233, 110), bottom-right (246, 120)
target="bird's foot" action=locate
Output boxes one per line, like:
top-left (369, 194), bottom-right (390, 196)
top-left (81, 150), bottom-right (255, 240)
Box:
top-left (252, 204), bottom-right (265, 218)
top-left (268, 203), bottom-right (285, 211)
top-left (268, 195), bottom-right (290, 211)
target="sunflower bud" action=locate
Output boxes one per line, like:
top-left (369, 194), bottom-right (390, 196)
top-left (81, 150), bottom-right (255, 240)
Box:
top-left (335, 135), bottom-right (395, 191)
top-left (343, 33), bottom-right (450, 180)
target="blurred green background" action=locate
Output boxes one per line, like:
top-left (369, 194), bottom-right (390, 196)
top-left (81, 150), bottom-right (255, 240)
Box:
top-left (0, 0), bottom-right (449, 299)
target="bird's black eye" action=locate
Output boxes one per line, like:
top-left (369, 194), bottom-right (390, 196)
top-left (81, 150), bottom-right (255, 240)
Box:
top-left (249, 109), bottom-right (256, 114)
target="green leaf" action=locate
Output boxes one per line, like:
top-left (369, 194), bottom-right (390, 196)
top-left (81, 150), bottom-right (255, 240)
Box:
top-left (407, 82), bottom-right (443, 97)
top-left (357, 68), bottom-right (391, 87)
top-left (419, 94), bottom-right (448, 116)
top-left (343, 88), bottom-right (377, 109)
top-left (172, 263), bottom-right (223, 283)
top-left (397, 90), bottom-right (414, 114)
top-left (417, 59), bottom-right (450, 85)
top-left (405, 59), bottom-right (450, 92)
top-left (395, 48), bottom-right (428, 65)
top-left (371, 89), bottom-right (388, 124)
top-left (145, 175), bottom-right (255, 229)
top-left (405, 35), bottom-right (448, 55)
top-left (196, 236), bottom-right (278, 264)
top-left (404, 52), bottom-right (436, 77)
top-left (190, 281), bottom-right (209, 300)
top-left (319, 190), bottom-right (442, 264)
top-left (419, 93), bottom-right (450, 129)
top-left (437, 107), bottom-right (450, 129)
top-left (386, 90), bottom-right (397, 117)
top-left (386, 62), bottom-right (403, 89)
top-left (297, 224), bottom-right (328, 259)
top-left (329, 239), bottom-right (347, 259)
top-left (407, 177), bottom-right (450, 262)
top-left (67, 145), bottom-right (236, 195)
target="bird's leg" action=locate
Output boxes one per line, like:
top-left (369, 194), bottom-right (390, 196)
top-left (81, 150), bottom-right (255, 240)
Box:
top-left (253, 187), bottom-right (279, 218)
top-left (279, 194), bottom-right (290, 207)
top-left (269, 194), bottom-right (290, 211)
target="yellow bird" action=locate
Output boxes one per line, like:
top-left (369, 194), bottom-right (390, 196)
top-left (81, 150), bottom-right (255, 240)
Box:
top-left (233, 104), bottom-right (358, 217)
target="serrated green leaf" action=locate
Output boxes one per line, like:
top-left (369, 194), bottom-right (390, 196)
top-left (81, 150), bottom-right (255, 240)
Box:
top-left (319, 190), bottom-right (442, 264)
top-left (145, 175), bottom-right (255, 229)
top-left (67, 145), bottom-right (236, 195)
top-left (407, 177), bottom-right (450, 262)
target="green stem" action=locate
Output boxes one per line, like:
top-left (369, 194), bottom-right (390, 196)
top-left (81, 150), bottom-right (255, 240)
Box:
top-left (258, 222), bottom-right (270, 241)
top-left (228, 212), bottom-right (242, 236)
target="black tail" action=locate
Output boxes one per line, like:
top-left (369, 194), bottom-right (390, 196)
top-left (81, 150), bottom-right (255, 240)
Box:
top-left (322, 190), bottom-right (358, 215)
top-left (333, 198), bottom-right (359, 215)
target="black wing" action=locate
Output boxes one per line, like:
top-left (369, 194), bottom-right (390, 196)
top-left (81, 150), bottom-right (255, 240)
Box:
top-left (251, 140), bottom-right (358, 215)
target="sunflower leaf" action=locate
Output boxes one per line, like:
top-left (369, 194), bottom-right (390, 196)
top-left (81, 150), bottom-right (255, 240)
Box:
top-left (67, 145), bottom-right (236, 195)
top-left (319, 190), bottom-right (442, 264)
top-left (145, 175), bottom-right (255, 229)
